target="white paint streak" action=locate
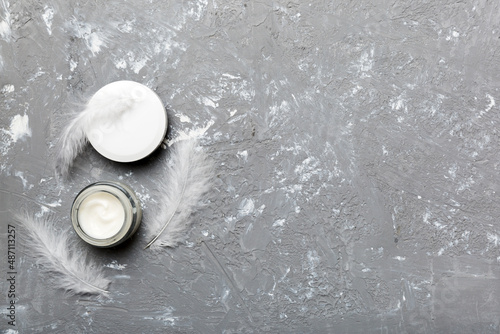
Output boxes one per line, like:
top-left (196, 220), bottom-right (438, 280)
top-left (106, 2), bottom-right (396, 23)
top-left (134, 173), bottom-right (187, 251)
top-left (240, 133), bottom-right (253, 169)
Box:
top-left (116, 20), bottom-right (135, 33)
top-left (15, 171), bottom-right (32, 190)
top-left (87, 33), bottom-right (104, 55)
top-left (222, 73), bottom-right (240, 79)
top-left (0, 0), bottom-right (11, 40)
top-left (136, 191), bottom-right (151, 209)
top-left (177, 114), bottom-right (192, 123)
top-left (382, 146), bottom-right (388, 156)
top-left (200, 96), bottom-right (218, 108)
top-left (105, 260), bottom-right (127, 270)
top-left (391, 98), bottom-right (406, 111)
top-left (114, 51), bottom-right (153, 73)
top-left (237, 150), bottom-right (248, 161)
top-left (423, 209), bottom-right (431, 225)
top-left (294, 157), bottom-right (321, 182)
top-left (46, 199), bottom-right (62, 207)
top-left (28, 69), bottom-right (45, 82)
top-left (42, 6), bottom-right (54, 35)
top-left (66, 18), bottom-right (105, 55)
top-left (457, 176), bottom-right (475, 192)
top-left (487, 233), bottom-right (499, 247)
top-left (69, 59), bottom-right (78, 71)
top-left (238, 198), bottom-right (255, 218)
top-left (3, 329), bottom-right (18, 334)
top-left (354, 48), bottom-right (374, 77)
top-left (1, 83), bottom-right (14, 93)
top-left (114, 58), bottom-right (127, 69)
top-left (149, 306), bottom-right (178, 325)
top-left (306, 250), bottom-right (320, 277)
top-left (273, 219), bottom-right (285, 227)
top-left (8, 114), bottom-right (31, 142)
top-left (446, 30), bottom-right (460, 41)
top-left (448, 164), bottom-right (457, 179)
top-left (483, 94), bottom-right (495, 115)
top-left (187, 0), bottom-right (207, 20)
top-left (129, 52), bottom-right (149, 74)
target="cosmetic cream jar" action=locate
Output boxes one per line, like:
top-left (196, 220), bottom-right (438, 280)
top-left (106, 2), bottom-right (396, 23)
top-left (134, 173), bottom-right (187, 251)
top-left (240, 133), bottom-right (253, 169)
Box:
top-left (86, 80), bottom-right (168, 162)
top-left (71, 181), bottom-right (142, 247)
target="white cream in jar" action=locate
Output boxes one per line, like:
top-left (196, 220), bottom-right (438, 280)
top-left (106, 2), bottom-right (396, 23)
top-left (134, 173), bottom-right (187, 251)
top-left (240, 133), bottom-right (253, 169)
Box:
top-left (78, 192), bottom-right (125, 239)
top-left (71, 181), bottom-right (142, 247)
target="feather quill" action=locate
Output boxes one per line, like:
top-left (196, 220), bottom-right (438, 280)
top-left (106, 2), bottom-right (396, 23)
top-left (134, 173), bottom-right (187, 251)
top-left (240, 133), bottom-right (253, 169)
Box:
top-left (145, 139), bottom-right (213, 249)
top-left (55, 87), bottom-right (143, 179)
top-left (14, 212), bottom-right (111, 295)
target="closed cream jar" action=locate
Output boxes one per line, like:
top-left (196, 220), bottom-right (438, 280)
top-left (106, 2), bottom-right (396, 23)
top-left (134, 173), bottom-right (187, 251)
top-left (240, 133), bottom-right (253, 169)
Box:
top-left (71, 181), bottom-right (142, 247)
top-left (85, 80), bottom-right (167, 162)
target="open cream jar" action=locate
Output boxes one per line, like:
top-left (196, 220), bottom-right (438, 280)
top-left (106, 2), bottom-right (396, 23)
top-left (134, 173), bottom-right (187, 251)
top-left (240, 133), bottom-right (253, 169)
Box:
top-left (71, 181), bottom-right (142, 247)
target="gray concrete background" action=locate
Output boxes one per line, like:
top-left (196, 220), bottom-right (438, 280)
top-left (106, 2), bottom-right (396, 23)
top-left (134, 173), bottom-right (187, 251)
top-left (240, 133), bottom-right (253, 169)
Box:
top-left (1, 0), bottom-right (500, 333)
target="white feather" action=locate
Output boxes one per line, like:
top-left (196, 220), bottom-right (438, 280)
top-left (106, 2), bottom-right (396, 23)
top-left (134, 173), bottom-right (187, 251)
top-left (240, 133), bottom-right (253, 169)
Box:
top-left (145, 139), bottom-right (213, 249)
top-left (14, 212), bottom-right (111, 296)
top-left (55, 87), bottom-right (142, 179)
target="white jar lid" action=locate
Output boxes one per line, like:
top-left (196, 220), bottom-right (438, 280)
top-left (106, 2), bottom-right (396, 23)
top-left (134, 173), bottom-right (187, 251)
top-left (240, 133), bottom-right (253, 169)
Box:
top-left (86, 81), bottom-right (167, 162)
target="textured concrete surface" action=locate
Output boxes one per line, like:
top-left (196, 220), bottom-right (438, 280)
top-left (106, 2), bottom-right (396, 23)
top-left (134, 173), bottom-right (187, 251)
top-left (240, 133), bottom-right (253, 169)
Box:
top-left (1, 0), bottom-right (500, 333)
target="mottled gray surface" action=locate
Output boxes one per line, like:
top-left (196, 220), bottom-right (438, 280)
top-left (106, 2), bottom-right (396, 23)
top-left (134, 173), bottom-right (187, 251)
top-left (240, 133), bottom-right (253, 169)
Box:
top-left (1, 0), bottom-right (500, 333)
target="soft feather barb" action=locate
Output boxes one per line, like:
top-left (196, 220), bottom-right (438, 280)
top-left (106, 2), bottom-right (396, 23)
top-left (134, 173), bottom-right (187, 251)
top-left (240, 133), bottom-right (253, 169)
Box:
top-left (14, 212), bottom-right (111, 296)
top-left (145, 139), bottom-right (213, 249)
top-left (55, 87), bottom-right (143, 179)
